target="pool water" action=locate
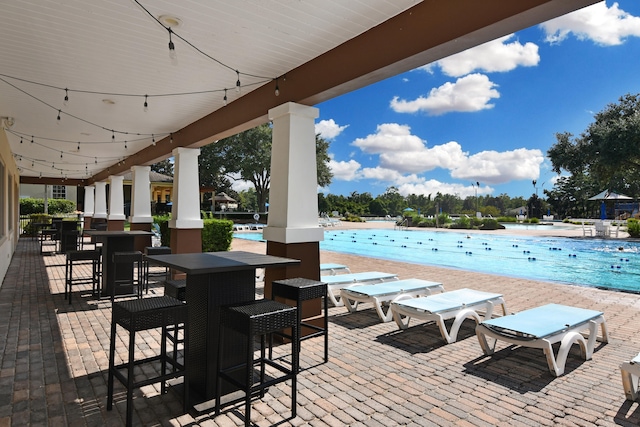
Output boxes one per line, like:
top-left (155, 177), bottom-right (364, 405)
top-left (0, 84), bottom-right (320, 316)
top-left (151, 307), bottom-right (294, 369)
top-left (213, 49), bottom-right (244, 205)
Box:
top-left (235, 229), bottom-right (640, 293)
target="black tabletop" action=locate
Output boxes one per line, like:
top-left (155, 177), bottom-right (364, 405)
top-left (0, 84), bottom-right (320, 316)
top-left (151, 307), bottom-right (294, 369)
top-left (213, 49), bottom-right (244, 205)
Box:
top-left (146, 250), bottom-right (299, 275)
top-left (84, 230), bottom-right (153, 237)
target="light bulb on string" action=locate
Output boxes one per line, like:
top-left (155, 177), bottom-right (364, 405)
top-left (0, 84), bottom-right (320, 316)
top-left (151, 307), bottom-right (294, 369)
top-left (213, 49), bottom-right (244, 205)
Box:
top-left (52, 162), bottom-right (55, 169)
top-left (236, 70), bottom-right (241, 93)
top-left (31, 136), bottom-right (34, 144)
top-left (60, 151), bottom-right (63, 159)
top-left (94, 157), bottom-right (97, 164)
top-left (56, 110), bottom-right (61, 124)
top-left (168, 28), bottom-right (177, 65)
top-left (20, 137), bottom-right (23, 144)
top-left (170, 133), bottom-right (173, 144)
top-left (31, 161), bottom-right (34, 167)
top-left (77, 142), bottom-right (80, 151)
top-left (223, 89), bottom-right (228, 106)
top-left (63, 88), bottom-right (69, 106)
top-left (152, 134), bottom-right (156, 146)
top-left (144, 95), bottom-right (148, 112)
top-left (275, 78), bottom-right (280, 96)
top-left (112, 130), bottom-right (115, 141)
top-left (124, 140), bottom-right (128, 149)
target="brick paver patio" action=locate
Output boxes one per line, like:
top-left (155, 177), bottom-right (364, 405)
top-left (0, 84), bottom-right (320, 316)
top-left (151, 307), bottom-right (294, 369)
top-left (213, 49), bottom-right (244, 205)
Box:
top-left (2, 231), bottom-right (640, 426)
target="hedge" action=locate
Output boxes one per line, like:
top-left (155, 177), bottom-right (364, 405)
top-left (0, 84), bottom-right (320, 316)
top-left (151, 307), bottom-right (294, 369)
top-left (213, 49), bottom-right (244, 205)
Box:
top-left (20, 198), bottom-right (75, 215)
top-left (153, 216), bottom-right (233, 251)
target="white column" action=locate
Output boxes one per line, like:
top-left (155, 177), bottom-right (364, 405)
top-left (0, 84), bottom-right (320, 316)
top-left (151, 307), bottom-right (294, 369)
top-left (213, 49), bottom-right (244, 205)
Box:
top-left (129, 166), bottom-right (152, 224)
top-left (263, 102), bottom-right (324, 244)
top-left (107, 175), bottom-right (126, 221)
top-left (93, 182), bottom-right (108, 219)
top-left (84, 185), bottom-right (95, 217)
top-left (169, 147), bottom-right (203, 229)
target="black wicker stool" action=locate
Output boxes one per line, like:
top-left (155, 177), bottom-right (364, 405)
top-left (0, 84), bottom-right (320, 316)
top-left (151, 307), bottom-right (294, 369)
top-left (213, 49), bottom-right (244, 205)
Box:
top-left (107, 296), bottom-right (187, 427)
top-left (111, 251), bottom-right (144, 301)
top-left (164, 279), bottom-right (186, 301)
top-left (216, 299), bottom-right (298, 426)
top-left (143, 246), bottom-right (171, 292)
top-left (271, 278), bottom-right (329, 370)
top-left (65, 249), bottom-right (101, 304)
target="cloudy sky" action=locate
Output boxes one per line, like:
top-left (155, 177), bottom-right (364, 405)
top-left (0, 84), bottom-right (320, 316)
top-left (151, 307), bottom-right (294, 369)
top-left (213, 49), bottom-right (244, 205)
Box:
top-left (311, 1), bottom-right (640, 200)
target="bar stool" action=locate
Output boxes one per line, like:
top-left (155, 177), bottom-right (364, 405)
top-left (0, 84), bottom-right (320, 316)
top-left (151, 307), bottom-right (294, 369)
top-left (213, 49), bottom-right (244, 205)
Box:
top-left (270, 278), bottom-right (329, 370)
top-left (107, 295), bottom-right (187, 427)
top-left (164, 279), bottom-right (186, 301)
top-left (64, 249), bottom-right (101, 304)
top-left (111, 251), bottom-right (144, 301)
top-left (216, 299), bottom-right (298, 426)
top-left (143, 246), bottom-right (171, 292)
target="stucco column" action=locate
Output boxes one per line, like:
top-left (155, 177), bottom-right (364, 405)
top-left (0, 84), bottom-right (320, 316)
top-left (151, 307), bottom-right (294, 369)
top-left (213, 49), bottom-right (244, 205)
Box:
top-left (107, 175), bottom-right (126, 231)
top-left (169, 147), bottom-right (203, 254)
top-left (83, 185), bottom-right (95, 231)
top-left (264, 102), bottom-right (324, 296)
top-left (129, 165), bottom-right (153, 250)
top-left (93, 181), bottom-right (108, 226)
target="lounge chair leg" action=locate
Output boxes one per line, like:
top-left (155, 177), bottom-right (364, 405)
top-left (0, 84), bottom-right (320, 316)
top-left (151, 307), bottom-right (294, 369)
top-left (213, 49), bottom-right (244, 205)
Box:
top-left (621, 362), bottom-right (640, 401)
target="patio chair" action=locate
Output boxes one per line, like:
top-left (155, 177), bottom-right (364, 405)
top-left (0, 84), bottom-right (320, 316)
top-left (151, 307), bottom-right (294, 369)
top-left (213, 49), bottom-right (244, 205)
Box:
top-left (390, 288), bottom-right (506, 343)
top-left (341, 279), bottom-right (444, 322)
top-left (621, 352), bottom-right (640, 401)
top-left (320, 271), bottom-right (399, 306)
top-left (476, 303), bottom-right (609, 376)
top-left (320, 263), bottom-right (351, 275)
top-left (582, 222), bottom-right (594, 237)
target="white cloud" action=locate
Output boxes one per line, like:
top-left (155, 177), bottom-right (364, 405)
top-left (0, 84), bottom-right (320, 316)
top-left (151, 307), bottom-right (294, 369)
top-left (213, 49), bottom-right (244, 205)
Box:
top-left (450, 148), bottom-right (544, 184)
top-left (352, 123), bottom-right (425, 153)
top-left (345, 123), bottom-right (543, 188)
top-left (231, 179), bottom-right (254, 192)
top-left (397, 180), bottom-right (494, 199)
top-left (390, 74), bottom-right (499, 115)
top-left (424, 34), bottom-right (540, 77)
top-left (329, 159), bottom-right (361, 181)
top-left (315, 119), bottom-right (348, 139)
top-left (541, 2), bottom-right (640, 46)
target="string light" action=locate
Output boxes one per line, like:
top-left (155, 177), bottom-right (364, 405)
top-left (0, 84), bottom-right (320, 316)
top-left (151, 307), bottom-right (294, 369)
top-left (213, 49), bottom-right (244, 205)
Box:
top-left (152, 134), bottom-right (156, 146)
top-left (223, 89), bottom-right (228, 106)
top-left (63, 88), bottom-right (69, 106)
top-left (20, 136), bottom-right (23, 144)
top-left (236, 70), bottom-right (241, 93)
top-left (275, 78), bottom-right (280, 96)
top-left (124, 140), bottom-right (128, 149)
top-left (77, 142), bottom-right (80, 151)
top-left (56, 109), bottom-right (61, 123)
top-left (95, 157), bottom-right (97, 164)
top-left (169, 133), bottom-right (173, 144)
top-left (112, 130), bottom-right (115, 141)
top-left (144, 95), bottom-right (148, 112)
top-left (60, 151), bottom-right (63, 159)
top-left (168, 28), bottom-right (177, 64)
top-left (31, 136), bottom-right (34, 144)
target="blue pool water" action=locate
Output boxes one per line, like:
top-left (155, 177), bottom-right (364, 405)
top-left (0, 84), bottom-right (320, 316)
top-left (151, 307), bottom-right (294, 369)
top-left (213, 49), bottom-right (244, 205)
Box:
top-left (235, 229), bottom-right (640, 293)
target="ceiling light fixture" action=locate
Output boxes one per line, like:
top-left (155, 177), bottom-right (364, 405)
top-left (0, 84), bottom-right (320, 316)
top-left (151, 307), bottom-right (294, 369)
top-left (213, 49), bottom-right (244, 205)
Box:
top-left (168, 28), bottom-right (177, 64)
top-left (1, 116), bottom-right (15, 129)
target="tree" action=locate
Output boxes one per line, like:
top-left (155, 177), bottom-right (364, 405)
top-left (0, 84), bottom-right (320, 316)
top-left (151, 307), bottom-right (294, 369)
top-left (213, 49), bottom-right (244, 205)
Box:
top-left (199, 124), bottom-right (333, 211)
top-left (548, 93), bottom-right (640, 197)
top-left (151, 159), bottom-right (174, 176)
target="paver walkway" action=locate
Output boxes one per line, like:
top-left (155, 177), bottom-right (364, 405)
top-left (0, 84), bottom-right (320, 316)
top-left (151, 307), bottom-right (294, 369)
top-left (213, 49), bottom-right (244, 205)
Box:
top-left (1, 233), bottom-right (640, 426)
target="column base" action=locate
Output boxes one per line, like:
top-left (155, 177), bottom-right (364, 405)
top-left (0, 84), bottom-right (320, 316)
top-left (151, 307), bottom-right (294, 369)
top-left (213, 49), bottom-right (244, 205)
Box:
top-left (170, 228), bottom-right (202, 254)
top-left (107, 219), bottom-right (125, 231)
top-left (130, 222), bottom-right (152, 252)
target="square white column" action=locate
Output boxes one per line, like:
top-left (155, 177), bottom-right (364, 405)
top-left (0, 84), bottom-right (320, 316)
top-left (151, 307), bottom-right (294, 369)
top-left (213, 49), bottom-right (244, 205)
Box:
top-left (263, 102), bottom-right (324, 244)
top-left (169, 147), bottom-right (203, 230)
top-left (93, 182), bottom-right (108, 219)
top-left (107, 175), bottom-right (126, 221)
top-left (129, 166), bottom-right (152, 224)
top-left (83, 186), bottom-right (95, 217)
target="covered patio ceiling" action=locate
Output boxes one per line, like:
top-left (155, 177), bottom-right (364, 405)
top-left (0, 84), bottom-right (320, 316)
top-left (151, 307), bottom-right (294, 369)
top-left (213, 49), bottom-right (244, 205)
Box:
top-left (2, 0), bottom-right (598, 186)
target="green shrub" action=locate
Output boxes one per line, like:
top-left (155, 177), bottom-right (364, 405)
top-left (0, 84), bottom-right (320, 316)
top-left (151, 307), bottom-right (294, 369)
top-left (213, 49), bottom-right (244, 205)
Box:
top-left (343, 214), bottom-right (364, 222)
top-left (417, 218), bottom-right (436, 228)
top-left (23, 213), bottom-right (53, 236)
top-left (202, 219), bottom-right (233, 252)
top-left (480, 218), bottom-right (505, 230)
top-left (19, 198), bottom-right (75, 215)
top-left (451, 216), bottom-right (472, 229)
top-left (627, 219), bottom-right (640, 238)
top-left (497, 216), bottom-right (517, 223)
top-left (153, 216), bottom-right (233, 251)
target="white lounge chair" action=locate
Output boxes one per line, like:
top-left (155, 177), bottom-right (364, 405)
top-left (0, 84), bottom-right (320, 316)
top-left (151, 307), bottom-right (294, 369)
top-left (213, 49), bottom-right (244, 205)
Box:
top-left (390, 288), bottom-right (506, 344)
top-left (321, 271), bottom-right (398, 307)
top-left (582, 222), bottom-right (594, 237)
top-left (341, 279), bottom-right (445, 322)
top-left (320, 263), bottom-right (351, 275)
top-left (621, 352), bottom-right (640, 401)
top-left (476, 303), bottom-right (609, 376)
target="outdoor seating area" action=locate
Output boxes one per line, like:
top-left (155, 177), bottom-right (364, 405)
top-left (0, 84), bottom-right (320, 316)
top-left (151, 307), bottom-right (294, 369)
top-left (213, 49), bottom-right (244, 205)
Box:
top-left (3, 236), bottom-right (640, 425)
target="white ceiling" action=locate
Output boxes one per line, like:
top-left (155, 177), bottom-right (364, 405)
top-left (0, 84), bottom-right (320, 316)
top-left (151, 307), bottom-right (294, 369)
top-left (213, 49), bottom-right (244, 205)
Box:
top-left (1, 0), bottom-right (420, 179)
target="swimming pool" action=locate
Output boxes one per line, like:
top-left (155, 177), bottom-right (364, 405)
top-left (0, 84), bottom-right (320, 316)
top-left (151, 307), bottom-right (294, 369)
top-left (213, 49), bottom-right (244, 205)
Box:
top-left (235, 229), bottom-right (640, 293)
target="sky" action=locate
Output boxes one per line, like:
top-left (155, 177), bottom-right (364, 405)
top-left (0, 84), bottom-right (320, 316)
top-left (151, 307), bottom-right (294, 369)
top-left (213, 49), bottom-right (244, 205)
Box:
top-left (305, 1), bottom-right (640, 200)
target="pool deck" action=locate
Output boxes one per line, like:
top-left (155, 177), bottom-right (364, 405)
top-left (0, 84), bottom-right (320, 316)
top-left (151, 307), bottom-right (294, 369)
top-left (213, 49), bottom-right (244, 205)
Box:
top-left (2, 224), bottom-right (640, 426)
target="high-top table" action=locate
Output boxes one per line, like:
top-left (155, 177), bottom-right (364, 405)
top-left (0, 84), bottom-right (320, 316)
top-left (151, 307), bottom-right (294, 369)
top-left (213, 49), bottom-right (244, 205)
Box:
top-left (84, 230), bottom-right (153, 297)
top-left (145, 251), bottom-right (300, 408)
